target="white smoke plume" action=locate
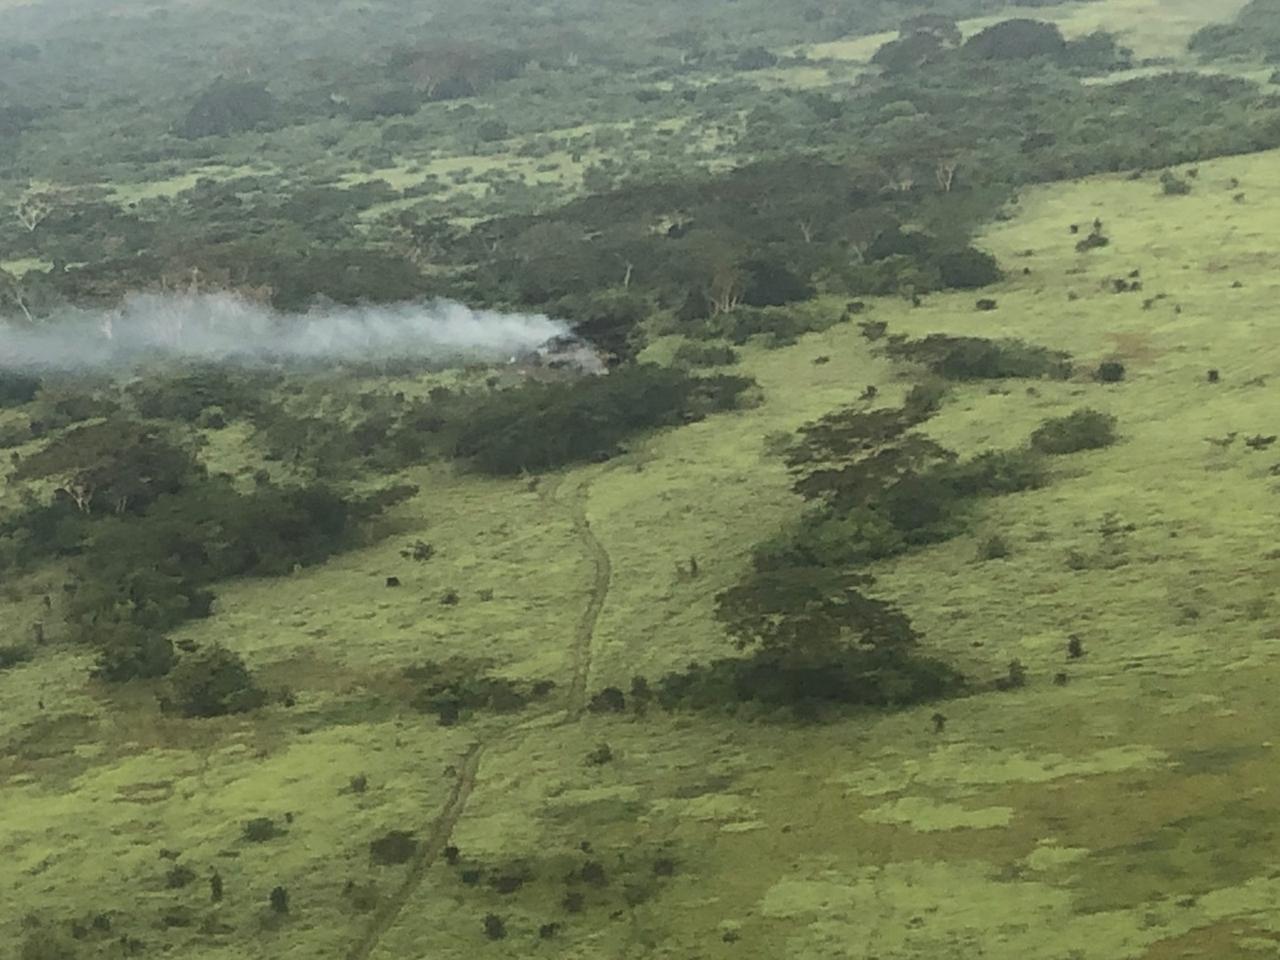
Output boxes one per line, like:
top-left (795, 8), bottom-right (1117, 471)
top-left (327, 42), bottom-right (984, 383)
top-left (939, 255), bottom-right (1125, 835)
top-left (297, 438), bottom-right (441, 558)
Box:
top-left (0, 292), bottom-right (578, 371)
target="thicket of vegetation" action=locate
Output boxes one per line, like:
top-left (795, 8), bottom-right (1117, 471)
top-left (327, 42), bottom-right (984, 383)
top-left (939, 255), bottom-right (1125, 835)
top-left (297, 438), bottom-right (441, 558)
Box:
top-left (1189, 0), bottom-right (1280, 60)
top-left (452, 365), bottom-right (756, 474)
top-left (0, 2), bottom-right (1261, 717)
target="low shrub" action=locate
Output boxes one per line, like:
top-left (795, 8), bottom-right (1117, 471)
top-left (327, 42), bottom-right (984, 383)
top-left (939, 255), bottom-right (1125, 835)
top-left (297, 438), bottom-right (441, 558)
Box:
top-left (0, 644), bottom-right (33, 669)
top-left (1095, 360), bottom-right (1126, 382)
top-left (1029, 409), bottom-right (1118, 454)
top-left (168, 644), bottom-right (265, 717)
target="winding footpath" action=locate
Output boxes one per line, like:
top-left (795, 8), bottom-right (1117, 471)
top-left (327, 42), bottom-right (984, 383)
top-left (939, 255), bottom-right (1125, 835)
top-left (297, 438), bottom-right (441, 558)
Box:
top-left (344, 742), bottom-right (485, 960)
top-left (558, 477), bottom-right (614, 717)
top-left (343, 471), bottom-right (614, 957)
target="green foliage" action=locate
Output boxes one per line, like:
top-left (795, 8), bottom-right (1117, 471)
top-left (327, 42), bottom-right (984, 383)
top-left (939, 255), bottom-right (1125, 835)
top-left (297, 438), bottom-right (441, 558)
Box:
top-left (1160, 170), bottom-right (1193, 195)
top-left (1029, 409), bottom-right (1119, 454)
top-left (963, 18), bottom-right (1067, 61)
top-left (176, 78), bottom-right (279, 139)
top-left (91, 627), bottom-right (176, 683)
top-left (243, 817), bottom-right (284, 842)
top-left (453, 365), bottom-right (755, 474)
top-left (733, 46), bottom-right (779, 70)
top-left (477, 119), bottom-right (511, 142)
top-left (0, 372), bottom-right (41, 407)
top-left (975, 533), bottom-right (1012, 561)
top-left (0, 645), bottom-right (34, 669)
top-left (168, 644), bottom-right (265, 717)
top-left (716, 566), bottom-right (919, 666)
top-left (1095, 361), bottom-right (1126, 382)
top-left (401, 657), bottom-right (555, 723)
top-left (935, 247), bottom-right (1002, 289)
top-left (704, 305), bottom-right (840, 347)
top-left (653, 648), bottom-right (964, 712)
top-left (14, 418), bottom-right (201, 516)
top-left (936, 447), bottom-right (1049, 498)
top-left (752, 507), bottom-right (906, 570)
top-left (126, 367), bottom-right (275, 423)
top-left (880, 334), bottom-right (1073, 381)
top-left (1189, 1), bottom-right (1280, 60)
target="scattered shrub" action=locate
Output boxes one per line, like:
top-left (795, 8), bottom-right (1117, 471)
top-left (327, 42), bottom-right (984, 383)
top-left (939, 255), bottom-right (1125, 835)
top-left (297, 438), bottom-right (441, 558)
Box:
top-left (92, 629), bottom-right (176, 683)
top-left (483, 914), bottom-right (507, 940)
top-left (243, 818), bottom-right (283, 843)
top-left (1029, 409), bottom-right (1118, 455)
top-left (269, 886), bottom-right (289, 915)
top-left (0, 644), bottom-right (33, 669)
top-left (402, 657), bottom-right (552, 721)
top-left (1095, 361), bottom-right (1126, 382)
top-left (370, 830), bottom-right (418, 866)
top-left (1160, 170), bottom-right (1192, 195)
top-left (168, 644), bottom-right (265, 717)
top-left (975, 534), bottom-right (1012, 561)
top-left (588, 686), bottom-right (626, 713)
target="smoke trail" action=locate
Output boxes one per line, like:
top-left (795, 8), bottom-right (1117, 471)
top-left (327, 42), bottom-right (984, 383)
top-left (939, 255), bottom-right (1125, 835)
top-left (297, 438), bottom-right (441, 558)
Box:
top-left (0, 292), bottom-right (577, 371)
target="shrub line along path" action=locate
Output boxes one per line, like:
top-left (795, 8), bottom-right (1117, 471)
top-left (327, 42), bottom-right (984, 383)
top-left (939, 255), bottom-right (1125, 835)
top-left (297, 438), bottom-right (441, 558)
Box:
top-left (344, 468), bottom-right (616, 957)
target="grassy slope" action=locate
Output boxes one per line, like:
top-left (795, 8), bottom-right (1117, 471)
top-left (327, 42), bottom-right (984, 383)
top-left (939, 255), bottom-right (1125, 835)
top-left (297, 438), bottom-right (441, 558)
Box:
top-left (5, 146), bottom-right (1280, 957)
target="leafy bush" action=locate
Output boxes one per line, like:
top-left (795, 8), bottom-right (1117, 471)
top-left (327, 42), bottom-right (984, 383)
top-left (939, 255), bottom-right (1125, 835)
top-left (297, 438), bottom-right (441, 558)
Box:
top-left (1029, 409), bottom-right (1118, 454)
top-left (168, 644), bottom-right (265, 717)
top-left (90, 627), bottom-right (176, 682)
top-left (1095, 361), bottom-right (1126, 382)
top-left (653, 647), bottom-right (964, 713)
top-left (177, 78), bottom-right (279, 138)
top-left (1160, 170), bottom-right (1192, 195)
top-left (975, 534), bottom-right (1012, 561)
top-left (0, 372), bottom-right (40, 407)
top-left (453, 365), bottom-right (755, 474)
top-left (13, 418), bottom-right (202, 517)
top-left (963, 18), bottom-right (1067, 61)
top-left (401, 657), bottom-right (555, 723)
top-left (752, 507), bottom-right (906, 570)
top-left (938, 447), bottom-right (1049, 497)
top-left (881, 334), bottom-right (1073, 380)
top-left (0, 645), bottom-right (33, 669)
top-left (733, 46), bottom-right (779, 70)
top-left (477, 118), bottom-right (510, 142)
top-left (935, 247), bottom-right (1002, 289)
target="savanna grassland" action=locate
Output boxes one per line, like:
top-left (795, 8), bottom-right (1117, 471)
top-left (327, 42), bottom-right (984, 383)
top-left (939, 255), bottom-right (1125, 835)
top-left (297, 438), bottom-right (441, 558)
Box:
top-left (3, 0), bottom-right (1280, 959)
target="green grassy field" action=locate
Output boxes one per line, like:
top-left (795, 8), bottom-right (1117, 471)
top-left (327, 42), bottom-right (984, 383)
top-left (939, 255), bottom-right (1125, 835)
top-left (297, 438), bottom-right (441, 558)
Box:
top-left (4, 138), bottom-right (1280, 958)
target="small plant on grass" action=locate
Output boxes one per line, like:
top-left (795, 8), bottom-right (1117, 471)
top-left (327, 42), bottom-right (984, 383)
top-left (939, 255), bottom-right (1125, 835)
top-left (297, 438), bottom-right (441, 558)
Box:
top-left (975, 534), bottom-right (1012, 561)
top-left (243, 817), bottom-right (283, 843)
